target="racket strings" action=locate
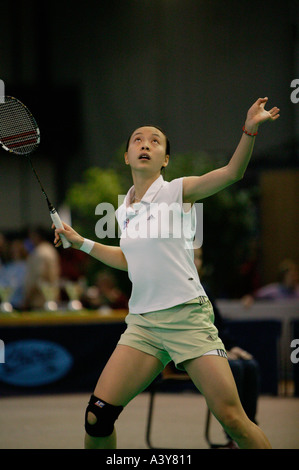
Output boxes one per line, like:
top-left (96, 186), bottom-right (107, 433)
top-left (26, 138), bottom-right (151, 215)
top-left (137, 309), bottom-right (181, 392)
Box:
top-left (0, 97), bottom-right (40, 155)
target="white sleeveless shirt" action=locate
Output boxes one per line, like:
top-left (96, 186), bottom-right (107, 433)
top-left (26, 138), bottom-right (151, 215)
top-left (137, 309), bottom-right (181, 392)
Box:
top-left (115, 175), bottom-right (206, 314)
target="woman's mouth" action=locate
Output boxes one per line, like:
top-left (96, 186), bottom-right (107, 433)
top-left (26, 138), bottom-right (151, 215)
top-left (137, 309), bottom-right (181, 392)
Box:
top-left (139, 153), bottom-right (151, 160)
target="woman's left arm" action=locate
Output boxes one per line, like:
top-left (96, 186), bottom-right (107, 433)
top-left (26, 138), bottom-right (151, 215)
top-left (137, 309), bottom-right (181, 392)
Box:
top-left (183, 97), bottom-right (280, 203)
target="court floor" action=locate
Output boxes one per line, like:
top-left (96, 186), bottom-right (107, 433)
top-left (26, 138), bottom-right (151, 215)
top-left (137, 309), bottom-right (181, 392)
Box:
top-left (0, 392), bottom-right (298, 449)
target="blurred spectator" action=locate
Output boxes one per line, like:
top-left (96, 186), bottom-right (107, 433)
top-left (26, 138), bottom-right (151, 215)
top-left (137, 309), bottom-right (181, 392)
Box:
top-left (24, 227), bottom-right (60, 310)
top-left (58, 248), bottom-right (90, 305)
top-left (0, 239), bottom-right (28, 309)
top-left (84, 269), bottom-right (128, 310)
top-left (242, 258), bottom-right (299, 306)
top-left (255, 259), bottom-right (299, 300)
top-left (59, 247), bottom-right (90, 282)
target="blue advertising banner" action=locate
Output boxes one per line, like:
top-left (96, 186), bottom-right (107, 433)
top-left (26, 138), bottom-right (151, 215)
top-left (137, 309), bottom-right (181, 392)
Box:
top-left (0, 321), bottom-right (126, 395)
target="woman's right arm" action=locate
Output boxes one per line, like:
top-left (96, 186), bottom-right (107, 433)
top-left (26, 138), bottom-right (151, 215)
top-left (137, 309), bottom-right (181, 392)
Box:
top-left (53, 222), bottom-right (128, 271)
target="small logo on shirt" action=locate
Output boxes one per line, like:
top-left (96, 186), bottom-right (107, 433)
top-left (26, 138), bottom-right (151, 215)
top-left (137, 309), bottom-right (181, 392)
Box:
top-left (123, 218), bottom-right (130, 230)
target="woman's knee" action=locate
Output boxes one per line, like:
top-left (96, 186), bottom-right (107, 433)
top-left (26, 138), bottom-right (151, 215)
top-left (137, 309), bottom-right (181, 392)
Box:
top-left (84, 394), bottom-right (124, 438)
top-left (216, 406), bottom-right (251, 439)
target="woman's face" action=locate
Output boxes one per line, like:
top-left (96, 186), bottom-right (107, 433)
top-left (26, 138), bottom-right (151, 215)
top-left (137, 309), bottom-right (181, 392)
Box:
top-left (125, 126), bottom-right (169, 175)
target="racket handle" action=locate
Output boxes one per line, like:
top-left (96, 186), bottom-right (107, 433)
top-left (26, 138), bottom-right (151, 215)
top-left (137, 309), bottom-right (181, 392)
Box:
top-left (50, 210), bottom-right (72, 249)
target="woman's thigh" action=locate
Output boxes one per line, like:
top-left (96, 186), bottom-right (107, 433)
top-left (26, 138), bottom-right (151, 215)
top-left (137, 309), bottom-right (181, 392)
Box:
top-left (93, 344), bottom-right (164, 406)
top-left (183, 355), bottom-right (247, 422)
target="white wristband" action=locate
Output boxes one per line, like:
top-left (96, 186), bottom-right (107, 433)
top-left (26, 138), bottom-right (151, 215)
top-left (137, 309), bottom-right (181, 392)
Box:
top-left (79, 238), bottom-right (95, 254)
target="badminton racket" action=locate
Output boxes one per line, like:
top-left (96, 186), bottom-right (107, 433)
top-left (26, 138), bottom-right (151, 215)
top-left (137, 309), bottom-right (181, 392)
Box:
top-left (0, 96), bottom-right (71, 248)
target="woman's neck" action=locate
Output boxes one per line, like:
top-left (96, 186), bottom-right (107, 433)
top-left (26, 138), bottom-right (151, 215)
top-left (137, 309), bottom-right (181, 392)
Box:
top-left (131, 172), bottom-right (161, 202)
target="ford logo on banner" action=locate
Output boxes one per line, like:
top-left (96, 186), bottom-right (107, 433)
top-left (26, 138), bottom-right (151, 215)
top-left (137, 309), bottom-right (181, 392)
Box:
top-left (0, 339), bottom-right (73, 387)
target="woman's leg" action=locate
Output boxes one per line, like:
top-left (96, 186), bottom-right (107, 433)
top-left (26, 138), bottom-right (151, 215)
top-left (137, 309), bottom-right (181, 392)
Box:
top-left (85, 344), bottom-right (164, 449)
top-left (183, 355), bottom-right (271, 449)
top-left (242, 358), bottom-right (260, 423)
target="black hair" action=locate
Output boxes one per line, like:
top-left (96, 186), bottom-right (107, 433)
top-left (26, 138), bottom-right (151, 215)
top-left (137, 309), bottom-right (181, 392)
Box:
top-left (125, 125), bottom-right (170, 156)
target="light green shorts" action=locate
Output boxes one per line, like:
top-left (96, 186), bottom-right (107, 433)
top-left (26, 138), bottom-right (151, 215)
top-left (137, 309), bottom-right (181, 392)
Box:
top-left (117, 298), bottom-right (226, 370)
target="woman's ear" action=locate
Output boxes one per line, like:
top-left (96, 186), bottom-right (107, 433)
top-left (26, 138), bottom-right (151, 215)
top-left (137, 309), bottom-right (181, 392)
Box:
top-left (124, 152), bottom-right (129, 165)
top-left (163, 154), bottom-right (170, 167)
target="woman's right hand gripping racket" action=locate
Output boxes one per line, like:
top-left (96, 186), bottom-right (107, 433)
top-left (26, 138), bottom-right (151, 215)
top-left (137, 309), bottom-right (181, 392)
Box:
top-left (0, 95), bottom-right (71, 249)
top-left (49, 208), bottom-right (72, 249)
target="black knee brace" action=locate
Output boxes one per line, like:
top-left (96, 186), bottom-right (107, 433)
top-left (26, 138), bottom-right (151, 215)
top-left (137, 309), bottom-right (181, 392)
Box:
top-left (85, 394), bottom-right (123, 437)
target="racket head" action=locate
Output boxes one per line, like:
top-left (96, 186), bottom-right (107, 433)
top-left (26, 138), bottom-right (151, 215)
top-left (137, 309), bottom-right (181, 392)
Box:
top-left (0, 96), bottom-right (40, 155)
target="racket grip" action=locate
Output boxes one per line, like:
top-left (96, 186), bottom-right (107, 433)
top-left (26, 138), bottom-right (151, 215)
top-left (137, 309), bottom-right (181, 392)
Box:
top-left (50, 210), bottom-right (72, 249)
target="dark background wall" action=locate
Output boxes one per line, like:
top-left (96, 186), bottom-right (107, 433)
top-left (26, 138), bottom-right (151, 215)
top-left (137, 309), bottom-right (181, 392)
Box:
top-left (0, 0), bottom-right (298, 281)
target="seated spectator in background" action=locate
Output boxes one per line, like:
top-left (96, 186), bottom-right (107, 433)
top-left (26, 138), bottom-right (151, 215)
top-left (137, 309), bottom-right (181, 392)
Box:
top-left (0, 238), bottom-right (28, 309)
top-left (59, 246), bottom-right (90, 282)
top-left (255, 259), bottom-right (299, 300)
top-left (84, 269), bottom-right (128, 310)
top-left (24, 227), bottom-right (60, 310)
top-left (242, 258), bottom-right (299, 307)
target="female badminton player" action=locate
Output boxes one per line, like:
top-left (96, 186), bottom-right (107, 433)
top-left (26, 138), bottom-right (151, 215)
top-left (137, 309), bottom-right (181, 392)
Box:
top-left (54, 97), bottom-right (279, 449)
